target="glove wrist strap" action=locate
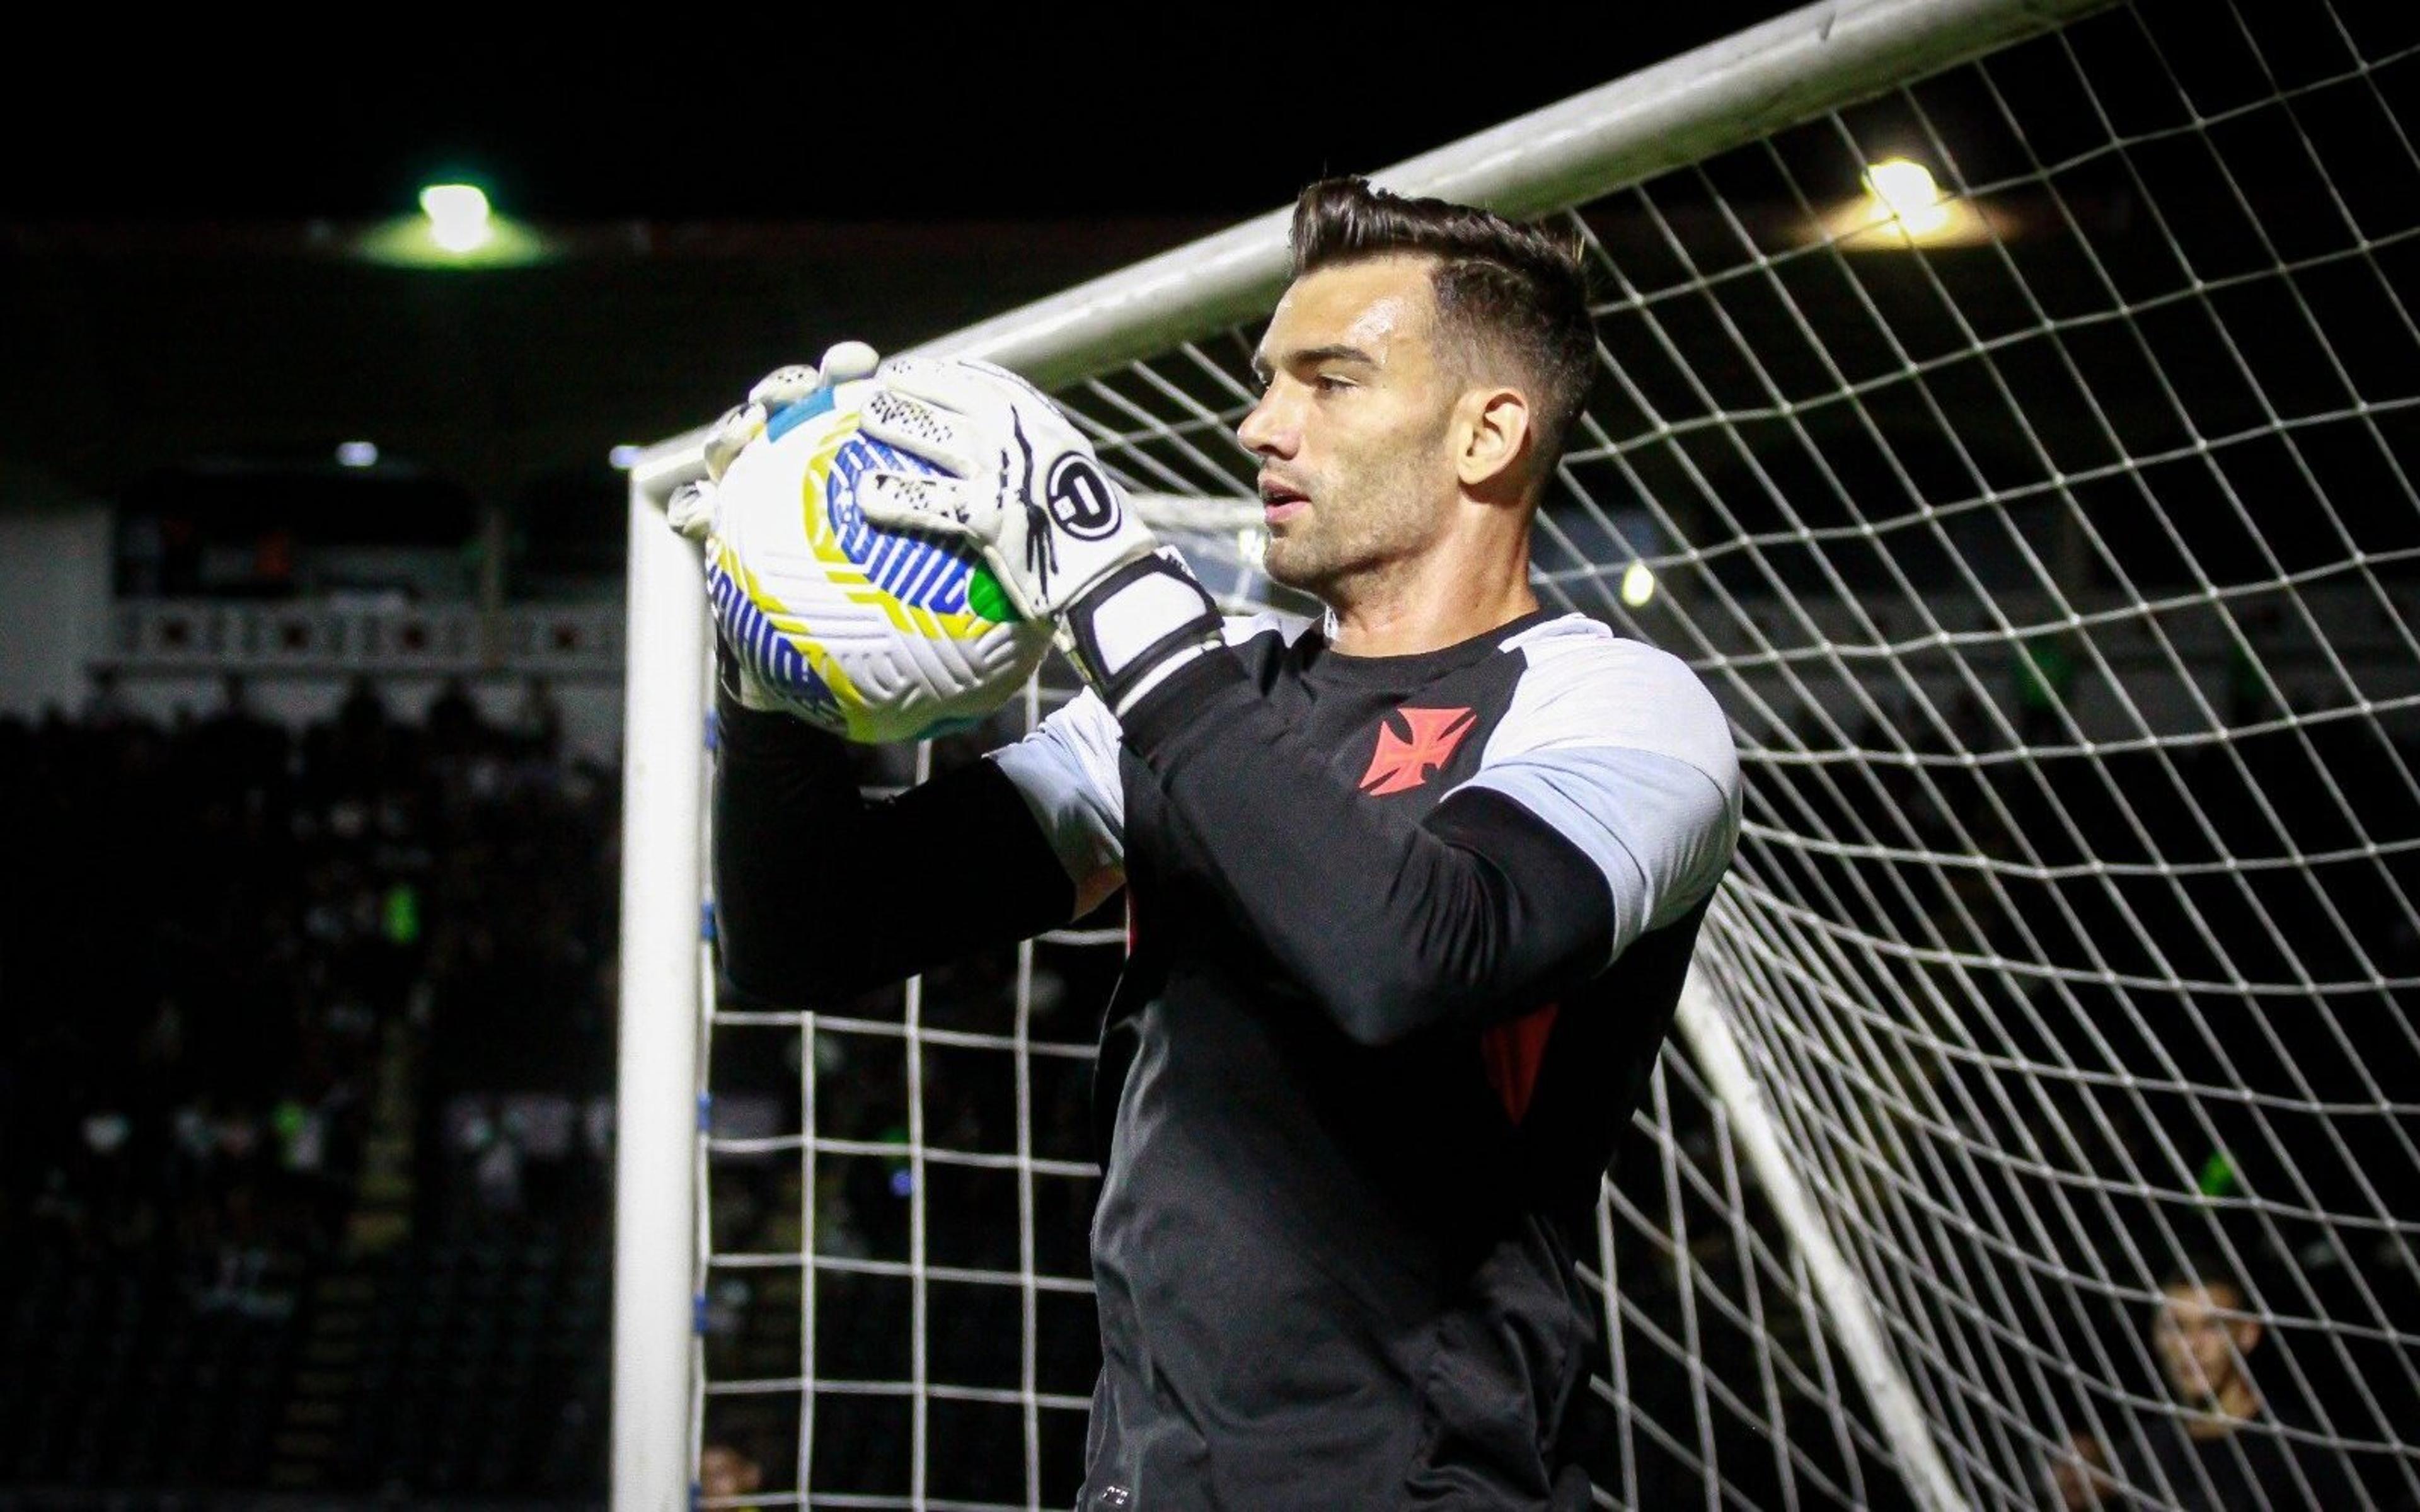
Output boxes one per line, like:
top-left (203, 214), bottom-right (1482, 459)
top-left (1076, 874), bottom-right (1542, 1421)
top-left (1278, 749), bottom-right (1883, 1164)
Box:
top-left (1056, 551), bottom-right (1223, 718)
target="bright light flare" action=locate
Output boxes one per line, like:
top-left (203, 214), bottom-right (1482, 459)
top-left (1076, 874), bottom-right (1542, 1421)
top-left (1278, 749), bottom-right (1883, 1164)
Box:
top-left (608, 444), bottom-right (643, 470)
top-left (336, 440), bottom-right (379, 468)
top-left (419, 183), bottom-right (493, 254)
top-left (1863, 158), bottom-right (1950, 237)
top-left (1620, 561), bottom-right (1657, 608)
top-left (360, 185), bottom-right (545, 269)
top-left (1826, 156), bottom-right (1991, 249)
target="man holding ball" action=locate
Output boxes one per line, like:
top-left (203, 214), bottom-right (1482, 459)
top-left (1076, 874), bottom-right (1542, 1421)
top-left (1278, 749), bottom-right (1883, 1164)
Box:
top-left (678, 178), bottom-right (1741, 1508)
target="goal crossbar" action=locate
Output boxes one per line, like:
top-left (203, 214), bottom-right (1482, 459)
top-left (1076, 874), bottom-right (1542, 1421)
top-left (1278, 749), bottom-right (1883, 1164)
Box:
top-left (625, 0), bottom-right (2110, 501)
top-left (902, 0), bottom-right (2113, 390)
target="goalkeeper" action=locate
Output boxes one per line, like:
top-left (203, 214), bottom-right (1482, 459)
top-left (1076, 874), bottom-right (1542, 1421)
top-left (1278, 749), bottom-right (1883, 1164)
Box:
top-left (681, 178), bottom-right (1741, 1509)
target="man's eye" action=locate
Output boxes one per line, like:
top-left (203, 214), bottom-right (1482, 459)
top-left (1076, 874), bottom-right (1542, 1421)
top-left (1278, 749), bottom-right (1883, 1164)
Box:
top-left (1315, 374), bottom-right (1353, 392)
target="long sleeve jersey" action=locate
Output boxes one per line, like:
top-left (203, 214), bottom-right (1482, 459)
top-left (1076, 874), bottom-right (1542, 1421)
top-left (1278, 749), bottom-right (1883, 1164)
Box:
top-left (713, 607), bottom-right (1742, 1510)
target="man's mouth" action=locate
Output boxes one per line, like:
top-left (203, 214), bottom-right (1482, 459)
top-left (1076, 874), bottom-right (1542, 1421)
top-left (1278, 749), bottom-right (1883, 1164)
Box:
top-left (1259, 476), bottom-right (1309, 524)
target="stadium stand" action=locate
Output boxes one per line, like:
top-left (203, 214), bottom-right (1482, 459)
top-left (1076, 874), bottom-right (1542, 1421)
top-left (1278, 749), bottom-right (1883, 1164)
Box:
top-left (0, 675), bottom-right (616, 1506)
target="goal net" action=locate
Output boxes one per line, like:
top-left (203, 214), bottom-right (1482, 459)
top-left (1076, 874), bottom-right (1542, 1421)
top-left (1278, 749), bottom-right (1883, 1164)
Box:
top-left (619, 0), bottom-right (2420, 1506)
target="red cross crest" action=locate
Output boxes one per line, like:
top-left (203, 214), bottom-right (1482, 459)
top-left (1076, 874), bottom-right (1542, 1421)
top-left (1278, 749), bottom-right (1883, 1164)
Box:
top-left (1358, 706), bottom-right (1477, 796)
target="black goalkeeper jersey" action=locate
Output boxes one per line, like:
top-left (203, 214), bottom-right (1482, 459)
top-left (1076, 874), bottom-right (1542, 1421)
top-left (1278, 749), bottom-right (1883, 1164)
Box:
top-left (713, 608), bottom-right (1741, 1509)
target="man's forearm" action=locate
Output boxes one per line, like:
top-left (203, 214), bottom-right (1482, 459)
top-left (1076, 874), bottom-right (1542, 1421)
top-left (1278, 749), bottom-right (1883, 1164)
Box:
top-left (713, 690), bottom-right (1076, 1004)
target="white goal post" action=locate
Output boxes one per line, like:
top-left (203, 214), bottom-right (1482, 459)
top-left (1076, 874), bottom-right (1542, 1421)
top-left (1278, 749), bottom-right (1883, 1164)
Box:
top-left (621, 0), bottom-right (2420, 1506)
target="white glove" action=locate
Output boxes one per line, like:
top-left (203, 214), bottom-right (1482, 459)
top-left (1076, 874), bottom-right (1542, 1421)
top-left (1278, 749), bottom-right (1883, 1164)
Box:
top-left (667, 341), bottom-right (883, 711)
top-left (668, 340), bottom-right (883, 542)
top-left (855, 357), bottom-right (1224, 716)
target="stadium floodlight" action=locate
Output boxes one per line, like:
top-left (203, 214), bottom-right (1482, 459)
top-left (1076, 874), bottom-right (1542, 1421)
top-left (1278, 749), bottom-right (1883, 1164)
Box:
top-left (358, 180), bottom-right (546, 269)
top-left (622, 0), bottom-right (2420, 1508)
top-left (608, 444), bottom-right (644, 470)
top-left (335, 440), bottom-right (379, 468)
top-left (1620, 560), bottom-right (1657, 608)
top-left (1828, 152), bottom-right (1994, 249)
top-left (1865, 158), bottom-right (1950, 234)
top-left (420, 183), bottom-right (493, 253)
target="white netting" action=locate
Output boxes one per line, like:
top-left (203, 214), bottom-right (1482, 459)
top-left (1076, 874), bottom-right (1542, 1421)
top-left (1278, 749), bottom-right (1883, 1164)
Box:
top-left (685, 0), bottom-right (2419, 1505)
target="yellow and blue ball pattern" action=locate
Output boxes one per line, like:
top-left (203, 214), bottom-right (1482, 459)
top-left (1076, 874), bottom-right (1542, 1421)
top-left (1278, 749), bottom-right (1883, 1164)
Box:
top-left (706, 379), bottom-right (1054, 743)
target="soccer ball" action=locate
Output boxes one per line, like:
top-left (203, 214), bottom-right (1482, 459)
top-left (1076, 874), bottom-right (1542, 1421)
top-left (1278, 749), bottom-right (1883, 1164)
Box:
top-left (704, 377), bottom-right (1054, 743)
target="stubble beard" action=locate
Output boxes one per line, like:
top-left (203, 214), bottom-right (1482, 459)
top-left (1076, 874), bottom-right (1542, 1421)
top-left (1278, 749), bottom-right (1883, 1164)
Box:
top-left (1262, 445), bottom-right (1449, 604)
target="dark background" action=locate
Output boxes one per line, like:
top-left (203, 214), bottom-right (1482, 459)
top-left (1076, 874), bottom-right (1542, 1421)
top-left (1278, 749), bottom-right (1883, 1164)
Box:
top-left (13, 4), bottom-right (2414, 1507)
top-left (1, 8), bottom-right (1806, 521)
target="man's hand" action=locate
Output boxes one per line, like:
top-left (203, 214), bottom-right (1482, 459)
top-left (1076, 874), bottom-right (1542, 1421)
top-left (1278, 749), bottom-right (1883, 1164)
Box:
top-left (667, 340), bottom-right (883, 541)
top-left (855, 357), bottom-right (1224, 716)
top-left (666, 341), bottom-right (882, 711)
top-left (851, 358), bottom-right (1150, 617)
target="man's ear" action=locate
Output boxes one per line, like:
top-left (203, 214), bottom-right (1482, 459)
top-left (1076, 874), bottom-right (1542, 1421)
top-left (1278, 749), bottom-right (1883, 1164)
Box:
top-left (1456, 387), bottom-right (1534, 497)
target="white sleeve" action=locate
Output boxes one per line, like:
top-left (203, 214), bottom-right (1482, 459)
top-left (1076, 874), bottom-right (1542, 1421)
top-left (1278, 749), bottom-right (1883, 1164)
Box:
top-left (980, 613), bottom-right (1295, 886)
top-left (1458, 628), bottom-right (1742, 955)
top-left (986, 688), bottom-right (1126, 883)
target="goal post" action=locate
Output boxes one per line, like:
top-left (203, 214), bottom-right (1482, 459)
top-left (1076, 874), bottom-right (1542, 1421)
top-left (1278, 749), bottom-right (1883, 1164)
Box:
top-left (613, 459), bottom-right (715, 1512)
top-left (619, 0), bottom-right (2420, 1506)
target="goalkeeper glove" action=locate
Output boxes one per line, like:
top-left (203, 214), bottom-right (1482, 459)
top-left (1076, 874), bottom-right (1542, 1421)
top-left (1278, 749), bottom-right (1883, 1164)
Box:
top-left (855, 357), bottom-right (1223, 717)
top-left (666, 341), bottom-right (883, 711)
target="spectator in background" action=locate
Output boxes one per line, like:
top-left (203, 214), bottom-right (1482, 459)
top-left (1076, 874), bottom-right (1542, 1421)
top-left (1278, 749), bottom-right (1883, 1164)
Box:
top-left (699, 1443), bottom-right (763, 1510)
top-left (82, 667), bottom-right (134, 729)
top-left (2058, 1261), bottom-right (2363, 1509)
top-left (308, 672), bottom-right (399, 799)
top-left (509, 675), bottom-right (563, 764)
top-left (425, 675), bottom-right (485, 760)
top-left (2135, 1264), bottom-right (2359, 1509)
top-left (336, 673), bottom-right (387, 737)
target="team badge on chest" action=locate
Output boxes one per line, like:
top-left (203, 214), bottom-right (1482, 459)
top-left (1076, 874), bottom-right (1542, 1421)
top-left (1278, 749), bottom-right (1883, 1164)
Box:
top-left (1358, 706), bottom-right (1477, 796)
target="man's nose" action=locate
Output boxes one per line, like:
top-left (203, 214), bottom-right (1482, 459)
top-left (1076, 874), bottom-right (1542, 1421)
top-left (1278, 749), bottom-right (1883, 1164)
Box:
top-left (1236, 394), bottom-right (1292, 459)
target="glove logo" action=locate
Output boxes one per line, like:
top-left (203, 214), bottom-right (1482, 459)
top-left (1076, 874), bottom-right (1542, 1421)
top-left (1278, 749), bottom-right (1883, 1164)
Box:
top-left (1046, 455), bottom-right (1122, 541)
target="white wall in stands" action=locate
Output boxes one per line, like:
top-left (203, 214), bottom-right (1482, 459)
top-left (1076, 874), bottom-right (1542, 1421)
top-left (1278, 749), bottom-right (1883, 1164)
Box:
top-left (0, 493), bottom-right (627, 765)
top-left (0, 496), bottom-right (113, 722)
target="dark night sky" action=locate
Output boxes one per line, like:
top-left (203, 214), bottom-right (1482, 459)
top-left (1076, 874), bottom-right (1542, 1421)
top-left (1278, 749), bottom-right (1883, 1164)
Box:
top-left (2, 5), bottom-right (1821, 507)
top-left (13, 9), bottom-right (1806, 222)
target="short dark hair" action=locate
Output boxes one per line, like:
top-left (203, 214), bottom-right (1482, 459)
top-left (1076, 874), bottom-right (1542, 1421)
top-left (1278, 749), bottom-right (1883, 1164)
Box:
top-left (1288, 176), bottom-right (1594, 483)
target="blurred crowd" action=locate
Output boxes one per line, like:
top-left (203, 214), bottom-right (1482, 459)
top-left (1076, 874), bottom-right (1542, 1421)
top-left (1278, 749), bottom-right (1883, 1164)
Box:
top-left (0, 670), bottom-right (620, 1496)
